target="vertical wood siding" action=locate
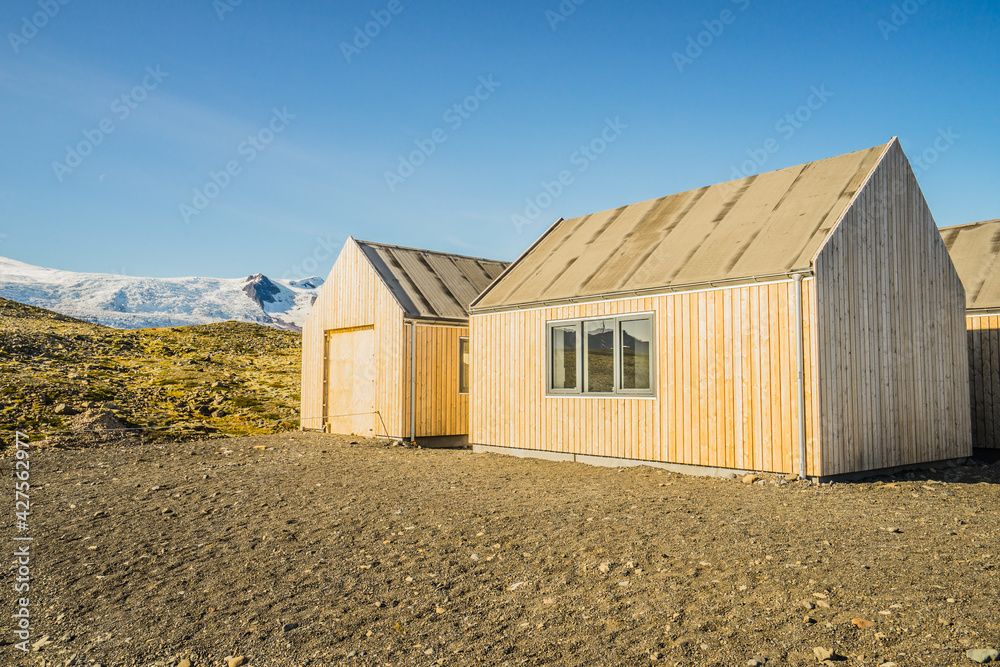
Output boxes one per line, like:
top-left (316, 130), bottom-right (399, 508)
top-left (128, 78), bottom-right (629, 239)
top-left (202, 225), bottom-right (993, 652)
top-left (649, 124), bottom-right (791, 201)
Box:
top-left (301, 240), bottom-right (405, 437)
top-left (813, 141), bottom-right (972, 474)
top-left (966, 314), bottom-right (1000, 449)
top-left (470, 280), bottom-right (821, 475)
top-left (401, 324), bottom-right (470, 438)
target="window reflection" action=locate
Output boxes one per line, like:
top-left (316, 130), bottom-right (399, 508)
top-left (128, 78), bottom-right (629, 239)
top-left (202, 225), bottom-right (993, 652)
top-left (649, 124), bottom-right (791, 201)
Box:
top-left (585, 319), bottom-right (615, 393)
top-left (620, 318), bottom-right (651, 390)
top-left (551, 325), bottom-right (577, 390)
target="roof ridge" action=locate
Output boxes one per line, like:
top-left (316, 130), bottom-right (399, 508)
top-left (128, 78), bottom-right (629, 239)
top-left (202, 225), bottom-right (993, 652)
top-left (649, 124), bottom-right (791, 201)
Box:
top-left (354, 239), bottom-right (509, 265)
top-left (939, 219), bottom-right (1000, 231)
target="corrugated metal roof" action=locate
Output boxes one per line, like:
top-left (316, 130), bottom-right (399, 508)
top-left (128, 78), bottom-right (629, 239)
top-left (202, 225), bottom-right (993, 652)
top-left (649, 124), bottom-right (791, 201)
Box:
top-left (356, 239), bottom-right (509, 321)
top-left (941, 219), bottom-right (1000, 311)
top-left (473, 142), bottom-right (890, 312)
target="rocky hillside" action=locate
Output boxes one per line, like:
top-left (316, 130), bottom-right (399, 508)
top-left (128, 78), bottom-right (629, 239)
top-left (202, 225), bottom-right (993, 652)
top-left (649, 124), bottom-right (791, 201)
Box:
top-left (0, 297), bottom-right (302, 444)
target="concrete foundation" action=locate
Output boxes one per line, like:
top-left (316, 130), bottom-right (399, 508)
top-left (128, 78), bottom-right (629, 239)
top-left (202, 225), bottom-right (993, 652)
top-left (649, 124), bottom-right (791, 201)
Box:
top-left (472, 444), bottom-right (767, 478)
top-left (471, 443), bottom-right (968, 483)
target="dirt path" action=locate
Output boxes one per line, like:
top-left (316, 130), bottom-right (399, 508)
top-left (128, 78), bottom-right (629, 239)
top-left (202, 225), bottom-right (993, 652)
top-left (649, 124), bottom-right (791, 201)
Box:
top-left (2, 433), bottom-right (999, 666)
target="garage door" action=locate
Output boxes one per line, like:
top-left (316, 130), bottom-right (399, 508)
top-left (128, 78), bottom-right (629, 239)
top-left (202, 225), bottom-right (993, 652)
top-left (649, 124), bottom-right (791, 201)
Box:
top-left (324, 326), bottom-right (377, 436)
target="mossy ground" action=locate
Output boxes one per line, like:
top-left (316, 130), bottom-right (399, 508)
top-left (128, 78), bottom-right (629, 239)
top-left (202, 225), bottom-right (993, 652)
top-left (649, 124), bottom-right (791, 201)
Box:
top-left (0, 297), bottom-right (301, 444)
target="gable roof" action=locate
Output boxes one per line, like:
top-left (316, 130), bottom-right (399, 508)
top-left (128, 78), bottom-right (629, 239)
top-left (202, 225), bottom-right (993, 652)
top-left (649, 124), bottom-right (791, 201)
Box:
top-left (940, 219), bottom-right (1000, 311)
top-left (354, 239), bottom-right (509, 321)
top-left (472, 141), bottom-right (892, 312)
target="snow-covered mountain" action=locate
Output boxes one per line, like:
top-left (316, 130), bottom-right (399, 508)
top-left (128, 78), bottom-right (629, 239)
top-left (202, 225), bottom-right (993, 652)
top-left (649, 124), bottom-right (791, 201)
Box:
top-left (0, 256), bottom-right (322, 332)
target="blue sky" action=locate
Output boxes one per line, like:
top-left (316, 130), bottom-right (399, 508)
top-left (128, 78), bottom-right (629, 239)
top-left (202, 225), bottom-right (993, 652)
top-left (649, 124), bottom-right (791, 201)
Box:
top-left (0, 0), bottom-right (997, 280)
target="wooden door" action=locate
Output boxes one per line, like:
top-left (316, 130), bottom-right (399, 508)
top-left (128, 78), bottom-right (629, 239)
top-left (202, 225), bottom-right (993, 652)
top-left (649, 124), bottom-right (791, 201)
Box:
top-left (324, 326), bottom-right (377, 436)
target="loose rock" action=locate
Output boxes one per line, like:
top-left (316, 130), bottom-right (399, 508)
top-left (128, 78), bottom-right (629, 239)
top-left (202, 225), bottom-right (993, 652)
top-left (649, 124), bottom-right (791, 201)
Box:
top-left (813, 647), bottom-right (835, 661)
top-left (967, 648), bottom-right (1000, 664)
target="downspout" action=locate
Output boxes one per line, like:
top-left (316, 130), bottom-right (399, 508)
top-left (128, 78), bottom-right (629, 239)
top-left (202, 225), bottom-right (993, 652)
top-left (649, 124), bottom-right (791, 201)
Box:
top-left (409, 322), bottom-right (417, 444)
top-left (794, 273), bottom-right (808, 479)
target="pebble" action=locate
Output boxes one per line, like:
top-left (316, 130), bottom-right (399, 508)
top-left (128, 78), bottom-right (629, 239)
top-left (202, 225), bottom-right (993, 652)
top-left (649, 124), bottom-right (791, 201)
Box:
top-left (748, 656), bottom-right (767, 666)
top-left (282, 622), bottom-right (298, 633)
top-left (784, 473), bottom-right (799, 482)
top-left (967, 648), bottom-right (999, 663)
top-left (813, 647), bottom-right (835, 661)
top-left (177, 661), bottom-right (192, 667)
top-left (227, 657), bottom-right (246, 667)
top-left (851, 618), bottom-right (874, 630)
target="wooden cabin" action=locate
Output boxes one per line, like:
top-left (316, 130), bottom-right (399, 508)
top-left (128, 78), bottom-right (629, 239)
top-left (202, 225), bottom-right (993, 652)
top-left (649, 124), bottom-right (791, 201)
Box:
top-left (940, 219), bottom-right (1000, 449)
top-left (301, 238), bottom-right (508, 445)
top-left (469, 138), bottom-right (972, 478)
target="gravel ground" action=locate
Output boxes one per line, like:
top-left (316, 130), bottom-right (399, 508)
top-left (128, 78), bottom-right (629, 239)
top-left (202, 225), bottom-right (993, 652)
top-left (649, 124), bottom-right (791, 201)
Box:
top-left (2, 432), bottom-right (999, 667)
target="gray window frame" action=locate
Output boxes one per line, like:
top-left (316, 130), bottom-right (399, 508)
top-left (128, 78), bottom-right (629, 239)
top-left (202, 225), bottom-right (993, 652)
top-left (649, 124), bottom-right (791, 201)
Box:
top-left (545, 313), bottom-right (656, 397)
